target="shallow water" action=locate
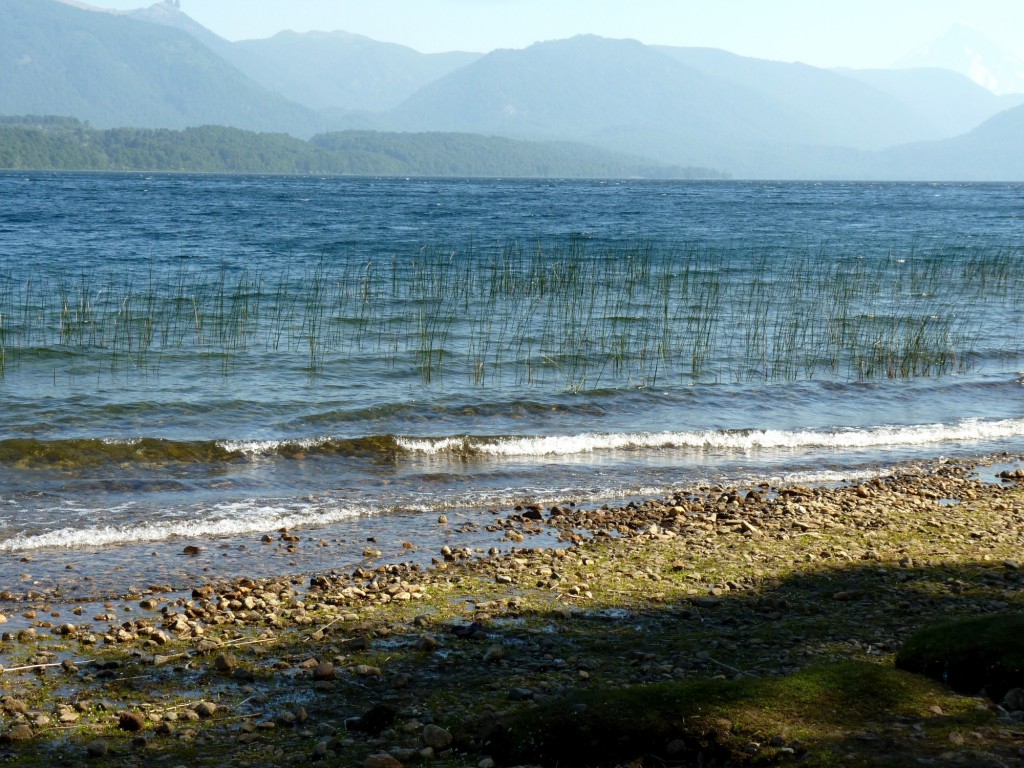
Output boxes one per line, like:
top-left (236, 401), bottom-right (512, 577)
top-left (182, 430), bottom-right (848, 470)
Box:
top-left (1, 173), bottom-right (1023, 596)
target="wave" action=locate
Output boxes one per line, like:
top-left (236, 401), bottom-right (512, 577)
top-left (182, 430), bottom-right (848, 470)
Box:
top-left (397, 417), bottom-right (1024, 457)
top-left (0, 498), bottom-right (366, 552)
top-left (3, 416), bottom-right (1023, 469)
top-left (0, 437), bottom-right (244, 467)
top-left (0, 435), bottom-right (404, 467)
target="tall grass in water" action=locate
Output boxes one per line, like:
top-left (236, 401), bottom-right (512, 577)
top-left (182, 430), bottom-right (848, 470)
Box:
top-left (0, 239), bottom-right (1019, 390)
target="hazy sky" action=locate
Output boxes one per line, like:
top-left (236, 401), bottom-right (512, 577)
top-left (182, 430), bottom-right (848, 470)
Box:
top-left (94, 0), bottom-right (1024, 67)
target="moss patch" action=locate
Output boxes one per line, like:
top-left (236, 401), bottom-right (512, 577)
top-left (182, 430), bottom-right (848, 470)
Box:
top-left (471, 661), bottom-right (992, 767)
top-left (895, 613), bottom-right (1024, 701)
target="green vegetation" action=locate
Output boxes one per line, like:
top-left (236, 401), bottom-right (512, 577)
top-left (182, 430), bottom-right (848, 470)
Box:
top-left (478, 662), bottom-right (989, 767)
top-left (0, 117), bottom-right (718, 178)
top-left (0, 238), bottom-right (1020, 387)
top-left (896, 614), bottom-right (1024, 700)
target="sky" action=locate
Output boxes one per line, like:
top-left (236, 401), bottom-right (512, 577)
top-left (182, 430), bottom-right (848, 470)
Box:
top-left (92, 0), bottom-right (1024, 68)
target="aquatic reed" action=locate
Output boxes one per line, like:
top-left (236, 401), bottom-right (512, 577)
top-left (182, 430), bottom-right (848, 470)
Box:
top-left (0, 239), bottom-right (1019, 390)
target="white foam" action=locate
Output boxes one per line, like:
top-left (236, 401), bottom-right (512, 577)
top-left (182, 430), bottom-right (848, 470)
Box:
top-left (218, 437), bottom-right (334, 456)
top-left (0, 499), bottom-right (365, 551)
top-left (100, 437), bottom-right (141, 446)
top-left (396, 417), bottom-right (1024, 458)
top-left (769, 468), bottom-right (884, 485)
top-left (394, 436), bottom-right (472, 453)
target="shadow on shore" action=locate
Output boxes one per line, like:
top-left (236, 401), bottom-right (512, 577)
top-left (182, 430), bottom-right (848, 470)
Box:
top-left (1, 549), bottom-right (1023, 767)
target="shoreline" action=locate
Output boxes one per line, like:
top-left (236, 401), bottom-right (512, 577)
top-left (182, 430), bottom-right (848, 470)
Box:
top-left (1, 451), bottom-right (1015, 605)
top-left (1, 451), bottom-right (1023, 766)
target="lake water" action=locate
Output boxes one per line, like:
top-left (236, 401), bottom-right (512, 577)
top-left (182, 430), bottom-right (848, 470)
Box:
top-left (1, 173), bottom-right (1022, 597)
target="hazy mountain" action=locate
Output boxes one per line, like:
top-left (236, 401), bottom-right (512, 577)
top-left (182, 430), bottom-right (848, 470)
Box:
top-left (10, 3), bottom-right (1024, 180)
top-left (897, 24), bottom-right (1024, 95)
top-left (376, 37), bottom-right (818, 166)
top-left (836, 67), bottom-right (1024, 137)
top-left (372, 35), bottom-right (987, 177)
top-left (123, 0), bottom-right (231, 54)
top-left (881, 104), bottom-right (1024, 180)
top-left (116, 2), bottom-right (480, 112)
top-left (766, 102), bottom-right (1024, 181)
top-left (1, 0), bottom-right (323, 135)
top-left (653, 46), bottom-right (935, 149)
top-left (226, 32), bottom-right (481, 112)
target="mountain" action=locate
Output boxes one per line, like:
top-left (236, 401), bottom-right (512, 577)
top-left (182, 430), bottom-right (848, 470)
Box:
top-left (897, 24), bottom-right (1024, 95)
top-left (0, 0), bottom-right (323, 135)
top-left (123, 0), bottom-right (230, 54)
top-left (226, 32), bottom-right (480, 112)
top-left (371, 35), bottom-right (968, 177)
top-left (8, 3), bottom-right (1024, 180)
top-left (836, 66), bottom-right (1024, 138)
top-left (117, 2), bottom-right (480, 112)
top-left (375, 37), bottom-right (796, 166)
top-left (881, 104), bottom-right (1024, 180)
top-left (654, 46), bottom-right (936, 150)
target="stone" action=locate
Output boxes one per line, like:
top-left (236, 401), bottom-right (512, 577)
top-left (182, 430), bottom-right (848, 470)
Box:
top-left (214, 652), bottom-right (238, 672)
top-left (417, 634), bottom-right (440, 651)
top-left (1002, 688), bottom-right (1024, 712)
top-left (3, 724), bottom-right (33, 742)
top-left (2, 698), bottom-right (28, 715)
top-left (348, 703), bottom-right (396, 735)
top-left (421, 723), bottom-right (453, 750)
top-left (194, 701), bottom-right (217, 718)
top-left (483, 644), bottom-right (506, 662)
top-left (312, 662), bottom-right (335, 681)
top-left (312, 740), bottom-right (331, 758)
top-left (118, 711), bottom-right (145, 732)
top-left (364, 754), bottom-right (403, 768)
top-left (275, 711), bottom-right (296, 727)
top-left (85, 738), bottom-right (109, 757)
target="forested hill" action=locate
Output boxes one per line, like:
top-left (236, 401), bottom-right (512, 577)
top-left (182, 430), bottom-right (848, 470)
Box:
top-left (0, 118), bottom-right (724, 179)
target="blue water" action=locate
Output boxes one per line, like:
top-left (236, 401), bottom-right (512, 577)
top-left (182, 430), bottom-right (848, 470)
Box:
top-left (1, 172), bottom-right (1022, 594)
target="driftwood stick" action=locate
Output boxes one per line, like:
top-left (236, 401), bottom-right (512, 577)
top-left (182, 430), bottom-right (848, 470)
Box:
top-left (304, 615), bottom-right (343, 639)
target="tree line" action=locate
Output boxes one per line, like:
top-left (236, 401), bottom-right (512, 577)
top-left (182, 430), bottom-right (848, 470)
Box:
top-left (0, 117), bottom-right (725, 179)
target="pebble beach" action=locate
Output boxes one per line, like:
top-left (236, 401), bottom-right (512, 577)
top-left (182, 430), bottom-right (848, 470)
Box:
top-left (1, 452), bottom-right (1023, 767)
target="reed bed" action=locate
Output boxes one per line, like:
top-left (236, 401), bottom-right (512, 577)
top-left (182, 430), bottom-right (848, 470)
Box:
top-left (0, 239), bottom-right (1020, 390)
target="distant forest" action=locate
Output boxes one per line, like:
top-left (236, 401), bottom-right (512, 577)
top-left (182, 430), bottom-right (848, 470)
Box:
top-left (0, 117), bottom-right (725, 179)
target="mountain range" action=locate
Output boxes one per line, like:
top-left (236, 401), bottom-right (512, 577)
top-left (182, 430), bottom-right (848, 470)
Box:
top-left (897, 23), bottom-right (1024, 96)
top-left (2, 0), bottom-right (1023, 180)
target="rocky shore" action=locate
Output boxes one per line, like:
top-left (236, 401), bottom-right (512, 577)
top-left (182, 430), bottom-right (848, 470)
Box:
top-left (1, 454), bottom-right (1023, 767)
